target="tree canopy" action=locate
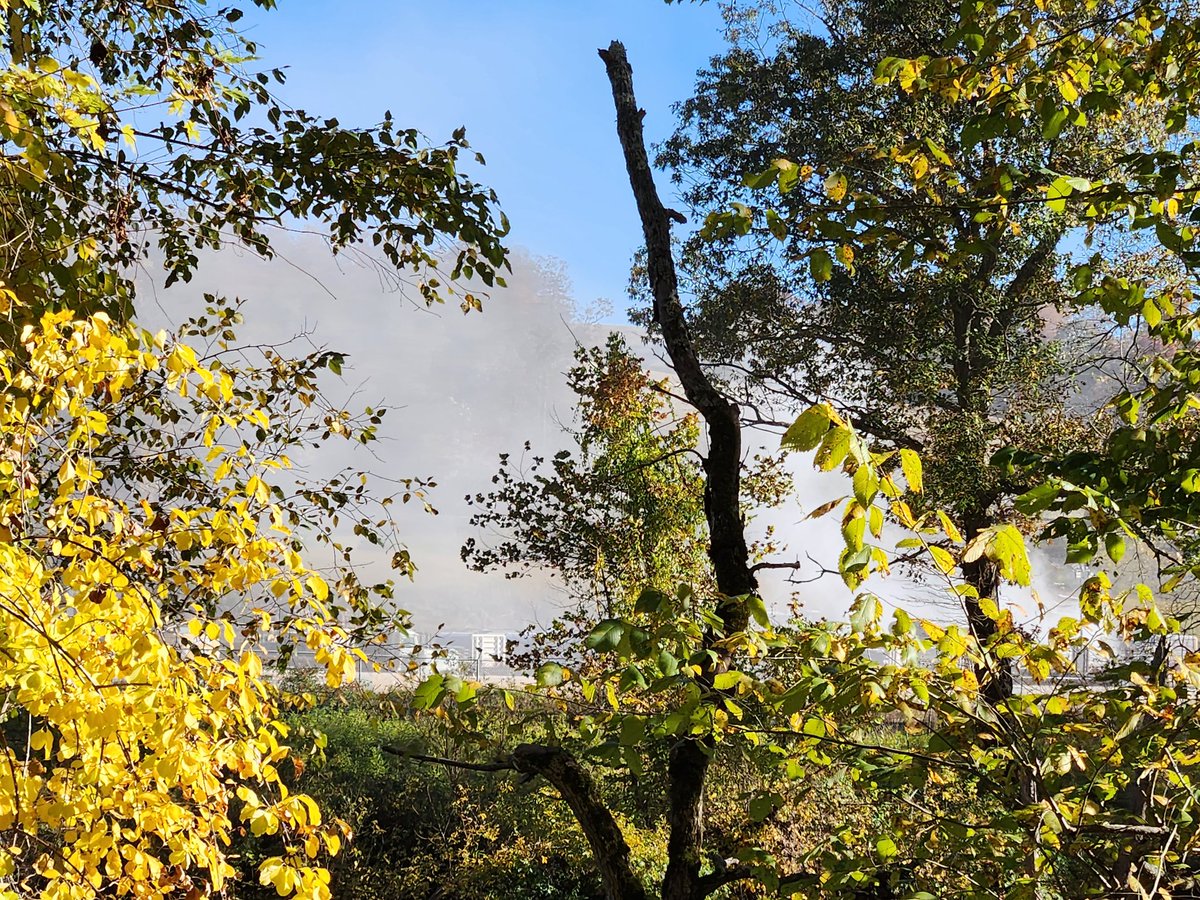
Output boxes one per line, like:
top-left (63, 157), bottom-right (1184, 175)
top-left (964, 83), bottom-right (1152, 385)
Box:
top-left (0, 0), bottom-right (511, 896)
top-left (400, 9), bottom-right (1200, 900)
top-left (0, 0), bottom-right (508, 318)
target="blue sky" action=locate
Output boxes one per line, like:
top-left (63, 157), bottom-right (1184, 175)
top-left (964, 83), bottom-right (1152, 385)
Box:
top-left (242, 1), bottom-right (730, 316)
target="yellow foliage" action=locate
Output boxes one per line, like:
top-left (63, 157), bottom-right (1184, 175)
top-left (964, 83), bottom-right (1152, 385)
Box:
top-left (0, 308), bottom-right (351, 898)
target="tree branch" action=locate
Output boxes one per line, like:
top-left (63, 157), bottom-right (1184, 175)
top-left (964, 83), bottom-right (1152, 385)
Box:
top-left (509, 744), bottom-right (648, 900)
top-left (381, 746), bottom-right (516, 773)
top-left (599, 40), bottom-right (756, 611)
top-left (697, 864), bottom-right (814, 896)
top-left (391, 743), bottom-right (647, 900)
top-left (749, 560), bottom-right (807, 574)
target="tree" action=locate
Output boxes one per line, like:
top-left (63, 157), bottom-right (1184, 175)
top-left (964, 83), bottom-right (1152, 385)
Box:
top-left (849, 0), bottom-right (1200, 587)
top-left (0, 303), bottom-right (380, 899)
top-left (729, 0), bottom-right (1200, 589)
top-left (402, 31), bottom-right (1200, 900)
top-left (0, 1), bottom-right (513, 895)
top-left (464, 334), bottom-right (710, 613)
top-left (462, 333), bottom-right (712, 668)
top-left (0, 0), bottom-right (508, 319)
top-left (655, 0), bottom-right (1168, 699)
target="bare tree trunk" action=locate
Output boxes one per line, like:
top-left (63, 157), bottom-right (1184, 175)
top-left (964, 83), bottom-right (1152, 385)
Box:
top-left (512, 745), bottom-right (649, 900)
top-left (600, 40), bottom-right (759, 900)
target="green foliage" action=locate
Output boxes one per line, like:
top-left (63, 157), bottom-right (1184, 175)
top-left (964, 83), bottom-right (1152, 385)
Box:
top-left (0, 0), bottom-right (508, 318)
top-left (418, 391), bottom-right (1200, 896)
top-left (236, 686), bottom-right (674, 900)
top-left (463, 333), bottom-right (709, 608)
top-left (656, 0), bottom-right (1148, 540)
top-left (840, 0), bottom-right (1200, 595)
top-left (462, 334), bottom-right (717, 673)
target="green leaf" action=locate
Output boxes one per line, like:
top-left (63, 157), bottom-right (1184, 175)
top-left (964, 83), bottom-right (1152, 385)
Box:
top-left (585, 619), bottom-right (625, 652)
top-left (1066, 535), bottom-right (1097, 564)
top-left (842, 512), bottom-right (866, 550)
top-left (766, 208), bottom-right (787, 240)
top-left (815, 426), bottom-right (852, 471)
top-left (1046, 175), bottom-right (1073, 213)
top-left (809, 248), bottom-right (834, 282)
top-left (657, 649), bottom-right (679, 677)
top-left (713, 671), bottom-right (742, 691)
top-left (853, 465), bottom-right (878, 507)
top-left (1043, 107), bottom-right (1070, 139)
top-left (1015, 481), bottom-right (1059, 515)
top-left (850, 595), bottom-right (882, 632)
top-left (746, 594), bottom-right (771, 629)
top-left (1142, 298), bottom-right (1162, 328)
top-left (873, 56), bottom-right (906, 81)
top-left (742, 167), bottom-right (778, 190)
top-left (775, 158), bottom-right (800, 194)
top-left (924, 137), bottom-right (953, 166)
top-left (412, 673), bottom-right (444, 710)
top-left (1182, 469), bottom-right (1200, 493)
top-left (1105, 531), bottom-right (1126, 564)
top-left (910, 678), bottom-right (929, 706)
top-left (634, 587), bottom-right (670, 616)
top-left (988, 524), bottom-right (1032, 585)
top-left (843, 545), bottom-right (872, 571)
top-left (876, 837), bottom-right (898, 859)
top-left (869, 505), bottom-right (884, 538)
top-left (781, 404), bottom-right (835, 452)
top-left (619, 716), bottom-right (645, 746)
top-left (748, 795), bottom-right (777, 822)
top-left (535, 662), bottom-right (564, 687)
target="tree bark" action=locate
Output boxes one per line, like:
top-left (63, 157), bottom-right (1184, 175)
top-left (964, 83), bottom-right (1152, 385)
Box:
top-left (389, 743), bottom-right (647, 900)
top-left (961, 514), bottom-right (1014, 704)
top-left (600, 40), bottom-right (759, 900)
top-left (511, 744), bottom-right (649, 900)
top-left (598, 41), bottom-right (756, 612)
top-left (662, 739), bottom-right (709, 900)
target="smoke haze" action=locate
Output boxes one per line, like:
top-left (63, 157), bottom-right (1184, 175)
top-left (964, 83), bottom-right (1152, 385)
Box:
top-left (135, 238), bottom-right (876, 634)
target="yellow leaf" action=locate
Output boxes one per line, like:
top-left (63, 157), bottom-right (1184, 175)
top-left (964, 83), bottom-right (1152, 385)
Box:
top-left (306, 575), bottom-right (329, 603)
top-left (928, 545), bottom-right (956, 574)
top-left (898, 448), bottom-right (923, 493)
top-left (937, 510), bottom-right (963, 543)
top-left (824, 172), bottom-right (848, 201)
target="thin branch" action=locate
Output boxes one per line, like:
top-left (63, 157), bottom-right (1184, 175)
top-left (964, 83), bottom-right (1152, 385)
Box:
top-left (381, 746), bottom-right (515, 773)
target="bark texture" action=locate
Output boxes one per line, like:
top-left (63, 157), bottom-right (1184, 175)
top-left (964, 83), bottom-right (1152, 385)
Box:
top-left (511, 744), bottom-right (649, 900)
top-left (598, 41), bottom-right (756, 614)
top-left (600, 40), bottom-right (759, 900)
